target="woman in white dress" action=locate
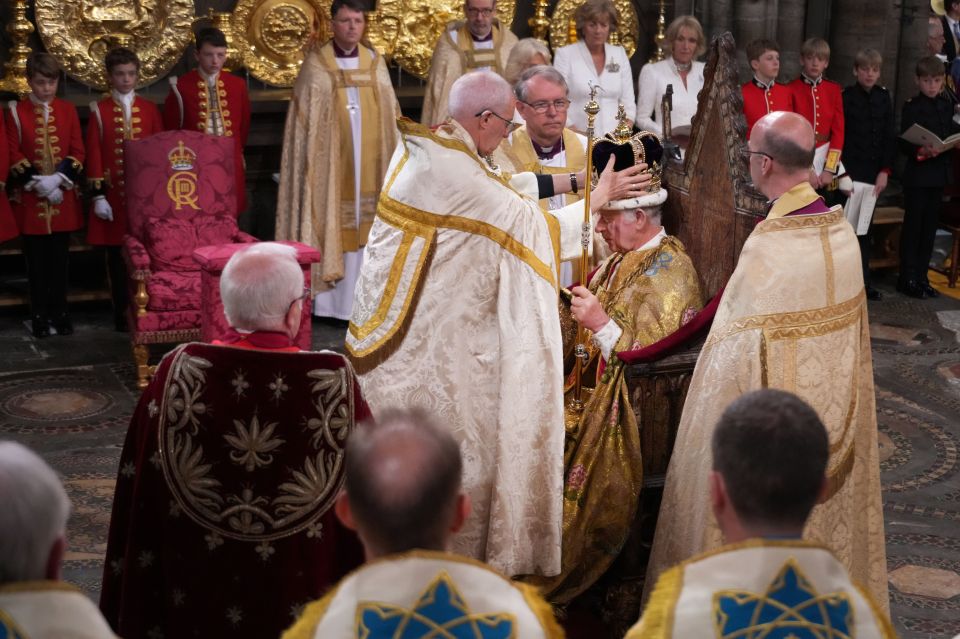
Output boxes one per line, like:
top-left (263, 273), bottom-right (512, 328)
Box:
top-left (552, 0), bottom-right (635, 135)
top-left (635, 15), bottom-right (706, 137)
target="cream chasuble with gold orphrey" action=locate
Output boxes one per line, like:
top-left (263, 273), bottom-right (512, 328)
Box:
top-left (275, 41), bottom-right (399, 291)
top-left (346, 117), bottom-right (587, 577)
top-left (646, 184), bottom-right (888, 610)
top-left (420, 21), bottom-right (518, 126)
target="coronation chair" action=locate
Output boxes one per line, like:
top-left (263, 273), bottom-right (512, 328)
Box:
top-left (122, 131), bottom-right (256, 388)
top-left (100, 344), bottom-right (368, 639)
top-left (581, 33), bottom-right (767, 634)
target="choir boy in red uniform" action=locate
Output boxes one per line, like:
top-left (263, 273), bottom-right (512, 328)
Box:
top-left (0, 117), bottom-right (18, 244)
top-left (86, 47), bottom-right (164, 330)
top-left (5, 53), bottom-right (84, 338)
top-left (787, 37), bottom-right (845, 190)
top-left (741, 39), bottom-right (793, 138)
top-left (163, 28), bottom-right (250, 215)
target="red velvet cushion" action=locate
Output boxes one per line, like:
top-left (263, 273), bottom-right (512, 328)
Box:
top-left (194, 215), bottom-right (239, 248)
top-left (617, 288), bottom-right (725, 365)
top-left (143, 218), bottom-right (196, 272)
top-left (143, 216), bottom-right (238, 272)
top-left (146, 271), bottom-right (201, 311)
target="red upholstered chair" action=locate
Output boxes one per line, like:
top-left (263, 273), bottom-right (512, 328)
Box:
top-left (122, 131), bottom-right (256, 388)
top-left (100, 343), bottom-right (368, 639)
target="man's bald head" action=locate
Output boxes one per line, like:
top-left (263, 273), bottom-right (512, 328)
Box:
top-left (448, 70), bottom-right (514, 123)
top-left (751, 111), bottom-right (815, 172)
top-left (343, 408), bottom-right (463, 556)
top-left (747, 111), bottom-right (815, 199)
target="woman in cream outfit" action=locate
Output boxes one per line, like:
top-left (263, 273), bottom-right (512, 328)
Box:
top-left (635, 15), bottom-right (706, 136)
top-left (552, 0), bottom-right (635, 135)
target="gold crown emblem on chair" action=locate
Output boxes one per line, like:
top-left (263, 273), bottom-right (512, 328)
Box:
top-left (168, 141), bottom-right (198, 171)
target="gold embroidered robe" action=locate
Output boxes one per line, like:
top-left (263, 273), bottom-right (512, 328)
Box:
top-left (275, 41), bottom-right (399, 290)
top-left (525, 236), bottom-right (702, 603)
top-left (628, 540), bottom-right (895, 638)
top-left (420, 21), bottom-right (518, 126)
top-left (646, 184), bottom-right (889, 609)
top-left (346, 118), bottom-right (573, 577)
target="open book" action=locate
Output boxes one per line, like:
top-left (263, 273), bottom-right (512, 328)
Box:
top-left (900, 123), bottom-right (960, 153)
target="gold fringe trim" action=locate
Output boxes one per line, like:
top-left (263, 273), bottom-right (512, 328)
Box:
top-left (280, 588), bottom-right (337, 639)
top-left (346, 242), bottom-right (436, 373)
top-left (516, 582), bottom-right (565, 638)
top-left (852, 582), bottom-right (897, 639)
top-left (625, 565), bottom-right (683, 639)
top-left (824, 441), bottom-right (855, 500)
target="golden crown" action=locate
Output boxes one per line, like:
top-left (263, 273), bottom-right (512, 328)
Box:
top-left (168, 141), bottom-right (197, 171)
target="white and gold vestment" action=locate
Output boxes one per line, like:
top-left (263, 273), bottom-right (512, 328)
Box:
top-left (646, 183), bottom-right (888, 608)
top-left (347, 117), bottom-right (593, 577)
top-left (276, 41), bottom-right (399, 317)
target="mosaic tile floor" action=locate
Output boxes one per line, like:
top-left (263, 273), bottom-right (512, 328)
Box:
top-left (0, 283), bottom-right (958, 637)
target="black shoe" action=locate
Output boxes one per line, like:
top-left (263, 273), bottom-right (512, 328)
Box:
top-left (50, 314), bottom-right (74, 336)
top-left (921, 282), bottom-right (940, 298)
top-left (31, 316), bottom-right (50, 338)
top-left (896, 280), bottom-right (927, 299)
top-left (865, 286), bottom-right (883, 301)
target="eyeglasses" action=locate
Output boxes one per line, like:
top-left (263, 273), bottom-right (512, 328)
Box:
top-left (519, 98), bottom-right (571, 114)
top-left (466, 7), bottom-right (494, 16)
top-left (741, 148), bottom-right (774, 161)
top-left (288, 286), bottom-right (311, 313)
top-left (475, 109), bottom-right (521, 134)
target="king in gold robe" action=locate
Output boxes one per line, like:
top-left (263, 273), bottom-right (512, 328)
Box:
top-left (275, 39), bottom-right (399, 316)
top-left (421, 20), bottom-right (518, 126)
top-left (526, 190), bottom-right (703, 602)
top-left (646, 182), bottom-right (888, 609)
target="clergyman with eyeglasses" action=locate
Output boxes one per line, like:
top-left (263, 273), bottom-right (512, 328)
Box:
top-left (346, 69), bottom-right (650, 580)
top-left (500, 65), bottom-right (611, 286)
top-left (647, 111), bottom-right (889, 609)
top-left (420, 0), bottom-right (519, 125)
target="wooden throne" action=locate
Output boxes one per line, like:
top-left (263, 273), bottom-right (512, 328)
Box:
top-left (593, 32), bottom-right (768, 634)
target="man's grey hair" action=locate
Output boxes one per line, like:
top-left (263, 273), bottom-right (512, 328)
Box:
top-left (505, 39), bottom-right (553, 85)
top-left (220, 242), bottom-right (303, 332)
top-left (449, 70), bottom-right (514, 123)
top-left (514, 65), bottom-right (568, 102)
top-left (0, 442), bottom-right (70, 584)
top-left (617, 205), bottom-right (662, 225)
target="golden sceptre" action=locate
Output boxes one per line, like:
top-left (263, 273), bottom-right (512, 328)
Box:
top-left (568, 84), bottom-right (601, 415)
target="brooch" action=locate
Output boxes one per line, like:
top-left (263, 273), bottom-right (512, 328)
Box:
top-left (605, 61), bottom-right (620, 73)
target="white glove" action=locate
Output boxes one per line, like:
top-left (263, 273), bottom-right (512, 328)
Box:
top-left (93, 197), bottom-right (113, 221)
top-left (33, 174), bottom-right (64, 198)
top-left (46, 188), bottom-right (63, 205)
top-left (25, 176), bottom-right (38, 191)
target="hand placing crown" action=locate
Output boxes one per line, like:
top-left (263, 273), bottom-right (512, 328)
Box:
top-left (591, 104), bottom-right (667, 210)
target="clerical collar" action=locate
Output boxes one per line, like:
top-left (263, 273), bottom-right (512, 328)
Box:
top-left (751, 76), bottom-right (775, 90)
top-left (472, 29), bottom-right (494, 42)
top-left (531, 136), bottom-right (563, 161)
top-left (801, 73), bottom-right (822, 86)
top-left (333, 41), bottom-right (359, 58)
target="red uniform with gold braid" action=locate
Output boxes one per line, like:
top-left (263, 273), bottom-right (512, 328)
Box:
top-left (0, 115), bottom-right (18, 243)
top-left (787, 74), bottom-right (845, 173)
top-left (163, 70), bottom-right (250, 214)
top-left (86, 94), bottom-right (164, 245)
top-left (5, 97), bottom-right (84, 235)
top-left (741, 78), bottom-right (793, 139)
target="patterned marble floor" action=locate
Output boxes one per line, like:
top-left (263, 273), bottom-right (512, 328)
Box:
top-left (0, 282), bottom-right (958, 638)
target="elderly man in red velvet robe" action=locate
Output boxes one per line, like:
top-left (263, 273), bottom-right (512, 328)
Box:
top-left (214, 242), bottom-right (307, 351)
